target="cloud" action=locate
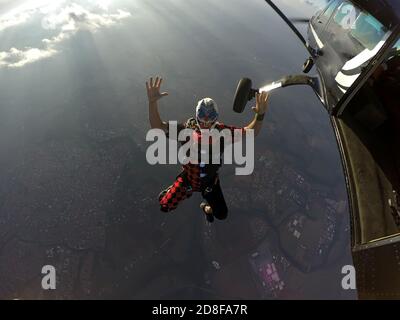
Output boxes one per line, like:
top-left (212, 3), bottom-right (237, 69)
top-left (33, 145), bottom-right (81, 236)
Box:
top-left (0, 10), bottom-right (31, 31)
top-left (0, 0), bottom-right (66, 31)
top-left (42, 3), bottom-right (131, 32)
top-left (0, 1), bottom-right (131, 68)
top-left (0, 46), bottom-right (57, 68)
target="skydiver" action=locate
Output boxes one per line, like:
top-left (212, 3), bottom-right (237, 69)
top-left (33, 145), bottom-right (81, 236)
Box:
top-left (146, 76), bottom-right (270, 222)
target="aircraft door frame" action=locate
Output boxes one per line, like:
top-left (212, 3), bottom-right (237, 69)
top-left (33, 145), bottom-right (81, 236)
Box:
top-left (309, 0), bottom-right (342, 48)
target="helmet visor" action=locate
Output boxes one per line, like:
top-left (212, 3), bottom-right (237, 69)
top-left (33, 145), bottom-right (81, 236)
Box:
top-left (196, 107), bottom-right (218, 128)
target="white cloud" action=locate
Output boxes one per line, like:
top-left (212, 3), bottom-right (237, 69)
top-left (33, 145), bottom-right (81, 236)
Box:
top-left (0, 10), bottom-right (31, 31)
top-left (88, 0), bottom-right (112, 11)
top-left (0, 46), bottom-right (58, 68)
top-left (0, 0), bottom-right (66, 31)
top-left (0, 1), bottom-right (131, 68)
top-left (42, 3), bottom-right (131, 32)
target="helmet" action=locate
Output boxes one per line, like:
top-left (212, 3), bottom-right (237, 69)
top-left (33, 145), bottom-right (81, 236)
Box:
top-left (195, 98), bottom-right (219, 128)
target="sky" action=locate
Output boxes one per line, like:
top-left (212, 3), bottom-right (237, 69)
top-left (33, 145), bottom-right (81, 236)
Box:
top-left (0, 0), bottom-right (132, 67)
top-left (0, 0), bottom-right (329, 68)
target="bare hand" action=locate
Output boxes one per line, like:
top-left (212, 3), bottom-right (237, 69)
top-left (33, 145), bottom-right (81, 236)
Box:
top-left (146, 76), bottom-right (168, 103)
top-left (252, 91), bottom-right (270, 115)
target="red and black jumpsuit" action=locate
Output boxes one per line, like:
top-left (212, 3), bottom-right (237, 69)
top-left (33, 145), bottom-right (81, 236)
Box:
top-left (159, 118), bottom-right (245, 220)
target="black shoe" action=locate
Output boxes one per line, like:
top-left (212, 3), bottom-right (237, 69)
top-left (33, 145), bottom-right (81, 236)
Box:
top-left (200, 201), bottom-right (214, 223)
top-left (206, 214), bottom-right (215, 223)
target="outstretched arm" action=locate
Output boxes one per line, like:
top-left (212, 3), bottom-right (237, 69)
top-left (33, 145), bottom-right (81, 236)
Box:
top-left (146, 76), bottom-right (169, 131)
top-left (244, 91), bottom-right (270, 137)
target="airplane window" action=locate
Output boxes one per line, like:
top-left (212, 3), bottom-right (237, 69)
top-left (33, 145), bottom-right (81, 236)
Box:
top-left (350, 13), bottom-right (388, 50)
top-left (322, 2), bottom-right (393, 111)
top-left (334, 2), bottom-right (359, 30)
top-left (319, 0), bottom-right (339, 20)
